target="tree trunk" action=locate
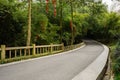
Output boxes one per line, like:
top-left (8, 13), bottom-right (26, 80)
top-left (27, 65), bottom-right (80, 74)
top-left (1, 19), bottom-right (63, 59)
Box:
top-left (27, 0), bottom-right (31, 46)
top-left (59, 0), bottom-right (63, 43)
top-left (70, 0), bottom-right (74, 46)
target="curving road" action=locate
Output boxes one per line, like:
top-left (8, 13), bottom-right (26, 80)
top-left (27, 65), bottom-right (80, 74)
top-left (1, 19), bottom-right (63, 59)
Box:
top-left (0, 40), bottom-right (104, 80)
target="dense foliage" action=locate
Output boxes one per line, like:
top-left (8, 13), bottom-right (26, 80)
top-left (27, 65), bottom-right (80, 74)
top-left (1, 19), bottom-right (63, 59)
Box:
top-left (0, 0), bottom-right (120, 47)
top-left (112, 40), bottom-right (120, 80)
top-left (0, 0), bottom-right (27, 46)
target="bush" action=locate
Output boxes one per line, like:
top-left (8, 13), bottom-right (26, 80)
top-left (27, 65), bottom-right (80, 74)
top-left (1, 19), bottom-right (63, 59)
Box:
top-left (113, 40), bottom-right (120, 76)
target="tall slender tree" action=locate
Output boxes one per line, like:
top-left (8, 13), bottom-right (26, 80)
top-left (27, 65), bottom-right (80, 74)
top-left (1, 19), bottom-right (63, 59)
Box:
top-left (70, 0), bottom-right (74, 45)
top-left (27, 0), bottom-right (31, 46)
top-left (59, 0), bottom-right (63, 43)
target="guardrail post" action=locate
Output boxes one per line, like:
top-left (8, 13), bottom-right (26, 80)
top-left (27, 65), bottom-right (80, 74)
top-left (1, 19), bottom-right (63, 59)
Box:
top-left (32, 44), bottom-right (36, 55)
top-left (50, 43), bottom-right (53, 54)
top-left (1, 45), bottom-right (5, 62)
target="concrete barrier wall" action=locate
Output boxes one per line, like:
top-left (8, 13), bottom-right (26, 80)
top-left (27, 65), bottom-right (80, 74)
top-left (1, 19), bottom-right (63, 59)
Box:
top-left (72, 44), bottom-right (109, 80)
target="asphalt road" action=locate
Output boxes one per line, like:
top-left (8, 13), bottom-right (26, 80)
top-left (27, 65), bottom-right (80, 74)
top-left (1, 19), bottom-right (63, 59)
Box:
top-left (0, 40), bottom-right (104, 80)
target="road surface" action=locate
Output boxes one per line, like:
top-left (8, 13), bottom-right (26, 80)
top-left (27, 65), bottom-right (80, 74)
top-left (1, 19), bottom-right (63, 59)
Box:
top-left (0, 40), bottom-right (104, 80)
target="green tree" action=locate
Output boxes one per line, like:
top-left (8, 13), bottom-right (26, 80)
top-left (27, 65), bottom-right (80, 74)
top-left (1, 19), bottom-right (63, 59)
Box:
top-left (0, 0), bottom-right (27, 46)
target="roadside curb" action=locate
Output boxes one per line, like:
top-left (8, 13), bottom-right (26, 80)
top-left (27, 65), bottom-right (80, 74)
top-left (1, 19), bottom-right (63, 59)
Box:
top-left (72, 43), bottom-right (109, 80)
